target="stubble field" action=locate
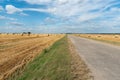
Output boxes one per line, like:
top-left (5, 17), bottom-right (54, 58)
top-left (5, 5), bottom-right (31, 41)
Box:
top-left (0, 34), bottom-right (64, 80)
top-left (76, 34), bottom-right (120, 46)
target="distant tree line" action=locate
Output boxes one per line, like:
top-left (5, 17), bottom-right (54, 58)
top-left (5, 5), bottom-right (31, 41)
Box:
top-left (0, 32), bottom-right (32, 36)
top-left (21, 32), bottom-right (31, 36)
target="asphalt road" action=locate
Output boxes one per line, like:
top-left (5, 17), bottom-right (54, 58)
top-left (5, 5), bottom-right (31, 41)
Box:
top-left (69, 35), bottom-right (120, 80)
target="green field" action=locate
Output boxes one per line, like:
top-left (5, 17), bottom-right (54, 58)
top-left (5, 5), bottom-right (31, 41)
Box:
top-left (16, 36), bottom-right (72, 80)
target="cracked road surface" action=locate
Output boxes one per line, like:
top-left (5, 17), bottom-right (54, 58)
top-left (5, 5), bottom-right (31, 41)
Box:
top-left (69, 35), bottom-right (120, 80)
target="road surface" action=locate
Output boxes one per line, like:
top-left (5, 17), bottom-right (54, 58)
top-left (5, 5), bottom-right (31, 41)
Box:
top-left (69, 35), bottom-right (120, 80)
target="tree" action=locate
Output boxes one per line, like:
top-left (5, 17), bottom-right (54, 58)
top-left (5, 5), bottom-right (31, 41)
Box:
top-left (28, 32), bottom-right (31, 36)
top-left (21, 32), bottom-right (26, 36)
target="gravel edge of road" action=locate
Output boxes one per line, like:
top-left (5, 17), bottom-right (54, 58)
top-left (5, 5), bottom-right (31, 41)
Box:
top-left (68, 38), bottom-right (94, 80)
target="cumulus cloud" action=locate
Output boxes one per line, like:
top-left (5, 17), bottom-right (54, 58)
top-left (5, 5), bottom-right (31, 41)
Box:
top-left (78, 13), bottom-right (101, 22)
top-left (0, 6), bottom-right (3, 11)
top-left (23, 0), bottom-right (52, 4)
top-left (6, 5), bottom-right (22, 14)
top-left (8, 22), bottom-right (25, 26)
top-left (22, 8), bottom-right (54, 13)
top-left (110, 7), bottom-right (120, 12)
top-left (0, 15), bottom-right (17, 20)
top-left (0, 26), bottom-right (27, 33)
top-left (3, 0), bottom-right (120, 33)
top-left (20, 0), bottom-right (120, 22)
top-left (19, 12), bottom-right (28, 16)
top-left (0, 16), bottom-right (7, 19)
top-left (5, 5), bottom-right (28, 16)
top-left (8, 0), bottom-right (120, 26)
top-left (5, 4), bottom-right (54, 15)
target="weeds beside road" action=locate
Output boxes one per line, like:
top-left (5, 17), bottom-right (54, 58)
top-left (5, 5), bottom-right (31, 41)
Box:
top-left (16, 36), bottom-right (92, 80)
top-left (17, 36), bottom-right (72, 80)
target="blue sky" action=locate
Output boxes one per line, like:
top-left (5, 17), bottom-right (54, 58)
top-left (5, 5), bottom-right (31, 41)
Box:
top-left (0, 0), bottom-right (120, 33)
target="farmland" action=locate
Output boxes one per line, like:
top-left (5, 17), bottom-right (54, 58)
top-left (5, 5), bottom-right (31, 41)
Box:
top-left (0, 33), bottom-right (64, 80)
top-left (1, 33), bottom-right (119, 80)
top-left (0, 34), bottom-right (92, 80)
top-left (16, 36), bottom-right (92, 80)
top-left (76, 34), bottom-right (120, 46)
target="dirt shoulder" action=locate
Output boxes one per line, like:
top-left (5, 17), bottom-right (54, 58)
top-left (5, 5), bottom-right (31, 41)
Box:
top-left (69, 35), bottom-right (120, 80)
top-left (68, 38), bottom-right (93, 80)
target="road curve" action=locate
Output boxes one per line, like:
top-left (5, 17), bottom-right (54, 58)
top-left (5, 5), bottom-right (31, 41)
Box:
top-left (68, 35), bottom-right (120, 80)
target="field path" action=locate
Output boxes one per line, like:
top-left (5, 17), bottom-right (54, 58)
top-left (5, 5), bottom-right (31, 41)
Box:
top-left (68, 35), bottom-right (120, 80)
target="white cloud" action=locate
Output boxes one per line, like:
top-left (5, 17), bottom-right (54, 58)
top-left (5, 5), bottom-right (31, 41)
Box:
top-left (0, 6), bottom-right (3, 11)
top-left (0, 15), bottom-right (6, 19)
top-left (22, 0), bottom-right (120, 22)
top-left (44, 17), bottom-right (56, 24)
top-left (23, 0), bottom-right (52, 4)
top-left (110, 7), bottom-right (120, 12)
top-left (8, 22), bottom-right (25, 26)
top-left (5, 4), bottom-right (54, 15)
top-left (0, 15), bottom-right (17, 20)
top-left (78, 13), bottom-right (101, 22)
top-left (0, 26), bottom-right (27, 33)
top-left (5, 5), bottom-right (28, 16)
top-left (22, 8), bottom-right (54, 13)
top-left (19, 12), bottom-right (28, 16)
top-left (8, 0), bottom-right (119, 26)
top-left (6, 5), bottom-right (22, 14)
top-left (3, 0), bottom-right (120, 33)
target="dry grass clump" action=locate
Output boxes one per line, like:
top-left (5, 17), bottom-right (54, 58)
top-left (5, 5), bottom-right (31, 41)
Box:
top-left (69, 40), bottom-right (94, 80)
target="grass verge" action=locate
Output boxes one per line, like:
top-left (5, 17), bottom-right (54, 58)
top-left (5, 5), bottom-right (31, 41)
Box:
top-left (17, 36), bottom-right (72, 80)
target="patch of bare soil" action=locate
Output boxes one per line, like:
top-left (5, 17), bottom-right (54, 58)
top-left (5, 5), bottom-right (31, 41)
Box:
top-left (68, 39), bottom-right (94, 80)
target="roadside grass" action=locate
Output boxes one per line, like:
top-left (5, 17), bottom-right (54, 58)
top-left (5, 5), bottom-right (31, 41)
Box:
top-left (17, 36), bottom-right (72, 80)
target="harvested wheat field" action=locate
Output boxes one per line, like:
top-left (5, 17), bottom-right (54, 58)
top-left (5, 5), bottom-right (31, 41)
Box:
top-left (0, 34), bottom-right (64, 80)
top-left (76, 34), bottom-right (120, 46)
